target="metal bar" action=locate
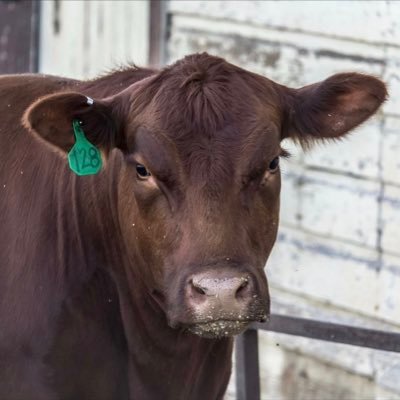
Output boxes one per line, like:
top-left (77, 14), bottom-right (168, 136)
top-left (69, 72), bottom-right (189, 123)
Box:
top-left (235, 330), bottom-right (260, 400)
top-left (251, 314), bottom-right (400, 353)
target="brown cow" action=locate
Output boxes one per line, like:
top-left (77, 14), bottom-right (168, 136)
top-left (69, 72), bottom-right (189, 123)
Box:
top-left (0, 53), bottom-right (386, 399)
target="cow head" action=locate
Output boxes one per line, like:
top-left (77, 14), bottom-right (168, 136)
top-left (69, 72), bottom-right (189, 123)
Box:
top-left (24, 54), bottom-right (386, 339)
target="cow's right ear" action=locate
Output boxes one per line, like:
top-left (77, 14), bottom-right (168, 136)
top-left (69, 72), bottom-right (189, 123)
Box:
top-left (23, 92), bottom-right (125, 154)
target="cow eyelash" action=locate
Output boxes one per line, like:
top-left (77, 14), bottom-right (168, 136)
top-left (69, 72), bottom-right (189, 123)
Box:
top-left (280, 148), bottom-right (291, 159)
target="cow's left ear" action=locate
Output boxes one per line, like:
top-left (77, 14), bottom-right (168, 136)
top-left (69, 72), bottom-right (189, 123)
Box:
top-left (281, 73), bottom-right (387, 146)
top-left (23, 92), bottom-right (125, 154)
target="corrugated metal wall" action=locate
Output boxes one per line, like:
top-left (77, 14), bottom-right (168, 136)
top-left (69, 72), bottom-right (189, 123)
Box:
top-left (165, 1), bottom-right (400, 399)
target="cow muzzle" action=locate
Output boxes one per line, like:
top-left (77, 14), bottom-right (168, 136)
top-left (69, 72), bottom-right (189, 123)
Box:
top-left (183, 270), bottom-right (269, 339)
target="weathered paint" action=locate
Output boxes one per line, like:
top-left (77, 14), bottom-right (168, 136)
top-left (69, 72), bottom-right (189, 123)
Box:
top-left (39, 1), bottom-right (150, 79)
top-left (165, 2), bottom-right (400, 399)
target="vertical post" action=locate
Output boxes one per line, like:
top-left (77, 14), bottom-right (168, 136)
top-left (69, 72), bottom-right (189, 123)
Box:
top-left (149, 0), bottom-right (167, 67)
top-left (235, 329), bottom-right (261, 400)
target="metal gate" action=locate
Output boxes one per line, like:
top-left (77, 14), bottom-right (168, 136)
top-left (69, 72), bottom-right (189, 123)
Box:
top-left (236, 315), bottom-right (400, 400)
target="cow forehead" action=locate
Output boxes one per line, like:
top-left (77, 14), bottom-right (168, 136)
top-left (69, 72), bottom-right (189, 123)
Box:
top-left (130, 54), bottom-right (282, 136)
top-left (131, 56), bottom-right (281, 158)
top-left (132, 124), bottom-right (280, 200)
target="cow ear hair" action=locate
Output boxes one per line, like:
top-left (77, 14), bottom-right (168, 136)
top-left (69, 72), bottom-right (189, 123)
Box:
top-left (281, 73), bottom-right (387, 147)
top-left (23, 92), bottom-right (126, 154)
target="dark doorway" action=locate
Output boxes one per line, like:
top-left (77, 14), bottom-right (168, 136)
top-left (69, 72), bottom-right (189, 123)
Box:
top-left (0, 0), bottom-right (40, 73)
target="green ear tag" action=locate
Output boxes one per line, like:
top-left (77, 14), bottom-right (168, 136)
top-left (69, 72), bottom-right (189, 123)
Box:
top-left (68, 120), bottom-right (102, 176)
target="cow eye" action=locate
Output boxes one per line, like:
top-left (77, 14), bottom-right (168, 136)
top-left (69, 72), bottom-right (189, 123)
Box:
top-left (136, 164), bottom-right (151, 179)
top-left (269, 157), bottom-right (280, 171)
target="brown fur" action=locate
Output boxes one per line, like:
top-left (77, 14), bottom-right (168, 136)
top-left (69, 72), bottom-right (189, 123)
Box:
top-left (0, 53), bottom-right (386, 399)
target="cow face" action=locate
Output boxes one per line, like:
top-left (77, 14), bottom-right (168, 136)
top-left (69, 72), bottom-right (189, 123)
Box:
top-left (24, 54), bottom-right (386, 339)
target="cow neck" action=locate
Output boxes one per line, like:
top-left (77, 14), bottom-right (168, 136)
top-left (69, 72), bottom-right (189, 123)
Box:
top-left (55, 164), bottom-right (120, 291)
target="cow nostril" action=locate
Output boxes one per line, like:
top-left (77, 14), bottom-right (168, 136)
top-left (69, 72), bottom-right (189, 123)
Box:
top-left (235, 279), bottom-right (249, 297)
top-left (190, 279), bottom-right (207, 296)
top-left (194, 286), bottom-right (206, 295)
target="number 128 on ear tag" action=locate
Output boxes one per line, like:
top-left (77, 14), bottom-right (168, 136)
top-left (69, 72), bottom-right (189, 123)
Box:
top-left (68, 120), bottom-right (102, 176)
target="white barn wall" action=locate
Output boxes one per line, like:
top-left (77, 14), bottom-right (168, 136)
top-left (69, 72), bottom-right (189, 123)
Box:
top-left (166, 1), bottom-right (400, 399)
top-left (39, 0), bottom-right (150, 79)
